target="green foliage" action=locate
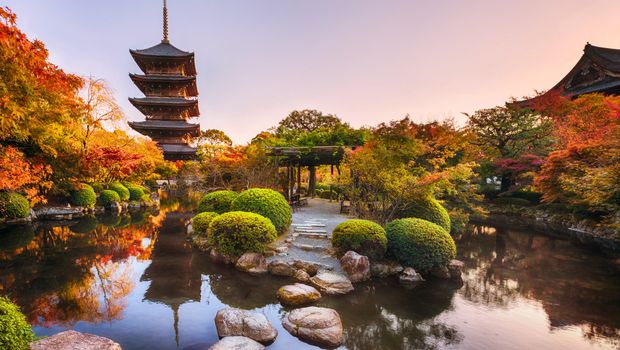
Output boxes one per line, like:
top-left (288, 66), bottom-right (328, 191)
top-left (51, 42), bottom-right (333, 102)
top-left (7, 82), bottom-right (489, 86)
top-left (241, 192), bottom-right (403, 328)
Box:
top-left (141, 186), bottom-right (151, 195)
top-left (332, 219), bottom-right (387, 260)
top-left (127, 185), bottom-right (145, 201)
top-left (198, 190), bottom-right (238, 214)
top-left (207, 211), bottom-right (277, 257)
top-left (386, 218), bottom-right (456, 272)
top-left (192, 212), bottom-right (219, 236)
top-left (109, 182), bottom-right (129, 201)
top-left (0, 296), bottom-right (34, 350)
top-left (99, 189), bottom-right (120, 207)
top-left (493, 197), bottom-right (531, 206)
top-left (0, 192), bottom-right (29, 219)
top-left (231, 188), bottom-right (292, 234)
top-left (398, 197), bottom-right (451, 233)
top-left (70, 183), bottom-right (96, 207)
top-left (448, 208), bottom-right (469, 234)
top-left (90, 182), bottom-right (104, 193)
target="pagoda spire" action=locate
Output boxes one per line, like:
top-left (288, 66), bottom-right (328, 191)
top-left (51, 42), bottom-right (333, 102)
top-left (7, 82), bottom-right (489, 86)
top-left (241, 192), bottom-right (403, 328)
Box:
top-left (162, 0), bottom-right (169, 43)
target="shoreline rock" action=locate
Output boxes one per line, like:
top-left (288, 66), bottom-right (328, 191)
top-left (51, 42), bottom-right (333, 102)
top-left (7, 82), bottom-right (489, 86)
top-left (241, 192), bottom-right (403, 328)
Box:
top-left (209, 336), bottom-right (265, 350)
top-left (339, 251), bottom-right (370, 283)
top-left (30, 330), bottom-right (121, 350)
top-left (214, 308), bottom-right (278, 345)
top-left (277, 283), bottom-right (321, 306)
top-left (310, 270), bottom-right (354, 295)
top-left (282, 306), bottom-right (343, 348)
top-left (236, 252), bottom-right (268, 274)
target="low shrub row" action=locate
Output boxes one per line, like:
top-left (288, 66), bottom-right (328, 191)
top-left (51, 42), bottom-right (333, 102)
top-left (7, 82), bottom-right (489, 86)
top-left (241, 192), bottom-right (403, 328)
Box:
top-left (0, 192), bottom-right (30, 219)
top-left (0, 296), bottom-right (34, 350)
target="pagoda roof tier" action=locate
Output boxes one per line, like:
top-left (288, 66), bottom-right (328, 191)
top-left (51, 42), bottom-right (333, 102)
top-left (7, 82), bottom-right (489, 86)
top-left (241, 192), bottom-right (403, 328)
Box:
top-left (130, 42), bottom-right (196, 76)
top-left (129, 120), bottom-right (200, 137)
top-left (130, 74), bottom-right (198, 97)
top-left (129, 97), bottom-right (199, 118)
top-left (159, 143), bottom-right (198, 161)
top-left (518, 43), bottom-right (620, 107)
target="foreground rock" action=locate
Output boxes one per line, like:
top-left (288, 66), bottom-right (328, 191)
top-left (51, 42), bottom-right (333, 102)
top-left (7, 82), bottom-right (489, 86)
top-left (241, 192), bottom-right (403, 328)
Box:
top-left (339, 251), bottom-right (370, 283)
top-left (370, 261), bottom-right (404, 278)
top-left (399, 267), bottom-right (424, 285)
top-left (30, 330), bottom-right (121, 350)
top-left (448, 259), bottom-right (465, 279)
top-left (282, 306), bottom-right (343, 348)
top-left (267, 259), bottom-right (296, 277)
top-left (215, 308), bottom-right (278, 344)
top-left (209, 336), bottom-right (265, 350)
top-left (236, 252), bottom-right (268, 274)
top-left (293, 269), bottom-right (310, 282)
top-left (277, 283), bottom-right (321, 306)
top-left (310, 270), bottom-right (354, 295)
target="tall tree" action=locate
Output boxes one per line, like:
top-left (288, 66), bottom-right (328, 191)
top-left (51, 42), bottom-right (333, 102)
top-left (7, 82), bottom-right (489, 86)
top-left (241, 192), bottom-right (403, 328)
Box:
top-left (78, 77), bottom-right (123, 154)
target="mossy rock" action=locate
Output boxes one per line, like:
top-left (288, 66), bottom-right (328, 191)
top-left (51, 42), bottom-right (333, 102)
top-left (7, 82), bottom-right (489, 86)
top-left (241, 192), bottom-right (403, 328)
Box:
top-left (386, 217), bottom-right (456, 272)
top-left (192, 212), bottom-right (219, 236)
top-left (231, 188), bottom-right (292, 234)
top-left (207, 211), bottom-right (277, 257)
top-left (109, 182), bottom-right (130, 201)
top-left (332, 219), bottom-right (387, 260)
top-left (398, 196), bottom-right (451, 233)
top-left (197, 190), bottom-right (238, 214)
top-left (0, 192), bottom-right (30, 219)
top-left (0, 296), bottom-right (34, 350)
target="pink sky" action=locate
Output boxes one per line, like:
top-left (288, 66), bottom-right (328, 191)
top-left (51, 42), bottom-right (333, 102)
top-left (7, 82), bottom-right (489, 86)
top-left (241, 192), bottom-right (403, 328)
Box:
top-left (6, 0), bottom-right (620, 143)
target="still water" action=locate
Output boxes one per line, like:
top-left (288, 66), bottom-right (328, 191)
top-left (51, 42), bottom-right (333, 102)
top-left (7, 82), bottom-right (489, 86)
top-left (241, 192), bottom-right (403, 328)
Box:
top-left (0, 197), bottom-right (618, 350)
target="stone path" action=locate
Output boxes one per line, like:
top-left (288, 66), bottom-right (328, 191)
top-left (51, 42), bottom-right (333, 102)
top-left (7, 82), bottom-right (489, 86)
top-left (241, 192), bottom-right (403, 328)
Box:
top-left (268, 198), bottom-right (352, 273)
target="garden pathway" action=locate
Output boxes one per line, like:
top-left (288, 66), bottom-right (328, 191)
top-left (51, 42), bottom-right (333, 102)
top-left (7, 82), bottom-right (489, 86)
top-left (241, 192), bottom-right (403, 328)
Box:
top-left (268, 198), bottom-right (353, 273)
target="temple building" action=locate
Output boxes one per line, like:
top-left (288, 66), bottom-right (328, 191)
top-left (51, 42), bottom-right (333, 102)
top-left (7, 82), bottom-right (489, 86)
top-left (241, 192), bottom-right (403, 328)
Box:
top-left (519, 43), bottom-right (620, 107)
top-left (128, 0), bottom-right (200, 160)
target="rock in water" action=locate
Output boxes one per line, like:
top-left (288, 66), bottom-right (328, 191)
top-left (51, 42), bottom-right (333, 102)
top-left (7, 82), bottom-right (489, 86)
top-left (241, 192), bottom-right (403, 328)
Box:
top-left (294, 269), bottom-right (311, 283)
top-left (209, 336), bottom-right (265, 350)
top-left (210, 248), bottom-right (235, 265)
top-left (267, 259), bottom-right (296, 276)
top-left (30, 330), bottom-right (121, 350)
top-left (292, 259), bottom-right (321, 276)
top-left (282, 306), bottom-right (343, 348)
top-left (310, 270), bottom-right (354, 295)
top-left (399, 267), bottom-right (424, 284)
top-left (277, 283), bottom-right (321, 306)
top-left (214, 308), bottom-right (278, 344)
top-left (236, 252), bottom-right (268, 274)
top-left (370, 261), bottom-right (404, 278)
top-left (339, 251), bottom-right (370, 283)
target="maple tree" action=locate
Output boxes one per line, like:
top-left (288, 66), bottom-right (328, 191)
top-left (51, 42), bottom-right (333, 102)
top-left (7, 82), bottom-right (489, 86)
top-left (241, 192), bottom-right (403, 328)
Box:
top-left (0, 146), bottom-right (52, 205)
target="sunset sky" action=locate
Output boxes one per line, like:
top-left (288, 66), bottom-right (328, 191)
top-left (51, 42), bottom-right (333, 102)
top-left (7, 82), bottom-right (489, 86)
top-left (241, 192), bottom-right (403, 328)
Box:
top-left (6, 0), bottom-right (620, 143)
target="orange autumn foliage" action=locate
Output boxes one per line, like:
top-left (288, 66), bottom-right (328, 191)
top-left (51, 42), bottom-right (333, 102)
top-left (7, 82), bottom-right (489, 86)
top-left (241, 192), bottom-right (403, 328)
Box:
top-left (0, 146), bottom-right (52, 205)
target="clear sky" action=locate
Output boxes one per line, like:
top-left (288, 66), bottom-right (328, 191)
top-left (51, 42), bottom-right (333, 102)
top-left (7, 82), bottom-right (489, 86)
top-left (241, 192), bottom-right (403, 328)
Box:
top-left (5, 0), bottom-right (620, 143)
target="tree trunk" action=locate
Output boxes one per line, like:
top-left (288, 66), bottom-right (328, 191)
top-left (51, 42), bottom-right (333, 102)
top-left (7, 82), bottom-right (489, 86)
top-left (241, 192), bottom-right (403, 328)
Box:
top-left (308, 165), bottom-right (316, 197)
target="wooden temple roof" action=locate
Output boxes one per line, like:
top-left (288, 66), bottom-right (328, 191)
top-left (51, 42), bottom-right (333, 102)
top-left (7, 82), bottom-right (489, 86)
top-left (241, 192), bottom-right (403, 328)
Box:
top-left (128, 120), bottom-right (200, 136)
top-left (159, 144), bottom-right (199, 160)
top-left (129, 74), bottom-right (198, 96)
top-left (129, 97), bottom-right (200, 117)
top-left (130, 42), bottom-right (197, 76)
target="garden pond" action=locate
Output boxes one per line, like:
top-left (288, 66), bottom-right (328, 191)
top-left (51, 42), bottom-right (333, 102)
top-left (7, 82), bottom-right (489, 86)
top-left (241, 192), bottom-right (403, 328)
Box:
top-left (0, 196), bottom-right (618, 350)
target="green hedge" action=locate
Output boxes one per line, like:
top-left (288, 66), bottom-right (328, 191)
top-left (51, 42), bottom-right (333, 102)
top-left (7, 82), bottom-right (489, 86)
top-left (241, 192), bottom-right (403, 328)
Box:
top-left (109, 182), bottom-right (130, 201)
top-left (90, 182), bottom-right (104, 193)
top-left (0, 296), bottom-right (34, 350)
top-left (192, 212), bottom-right (219, 236)
top-left (494, 197), bottom-right (531, 206)
top-left (386, 218), bottom-right (456, 272)
top-left (332, 219), bottom-right (387, 260)
top-left (99, 190), bottom-right (120, 207)
top-left (0, 192), bottom-right (29, 219)
top-left (127, 185), bottom-right (145, 201)
top-left (398, 196), bottom-right (451, 233)
top-left (198, 190), bottom-right (238, 214)
top-left (231, 188), bottom-right (292, 234)
top-left (70, 183), bottom-right (96, 207)
top-left (208, 211), bottom-right (277, 257)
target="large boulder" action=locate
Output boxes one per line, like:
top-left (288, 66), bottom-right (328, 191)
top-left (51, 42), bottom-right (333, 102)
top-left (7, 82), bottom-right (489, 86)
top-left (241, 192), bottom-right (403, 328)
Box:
top-left (293, 269), bottom-right (310, 283)
top-left (339, 251), bottom-right (370, 283)
top-left (370, 261), bottom-right (404, 278)
top-left (310, 270), bottom-right (354, 295)
top-left (209, 336), bottom-right (265, 350)
top-left (267, 259), bottom-right (296, 277)
top-left (214, 308), bottom-right (278, 344)
top-left (277, 283), bottom-right (322, 306)
top-left (30, 330), bottom-right (121, 350)
top-left (282, 307), bottom-right (343, 348)
top-left (448, 259), bottom-right (465, 279)
top-left (292, 259), bottom-right (322, 276)
top-left (236, 252), bottom-right (268, 274)
top-left (399, 267), bottom-right (424, 285)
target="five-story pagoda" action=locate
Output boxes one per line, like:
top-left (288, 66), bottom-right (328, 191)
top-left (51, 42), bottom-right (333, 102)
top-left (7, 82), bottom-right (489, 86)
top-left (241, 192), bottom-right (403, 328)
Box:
top-left (128, 0), bottom-right (199, 160)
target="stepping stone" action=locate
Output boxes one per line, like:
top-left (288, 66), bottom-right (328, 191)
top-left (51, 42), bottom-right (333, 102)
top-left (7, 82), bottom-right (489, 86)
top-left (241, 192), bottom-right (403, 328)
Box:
top-left (310, 271), bottom-right (354, 295)
top-left (294, 229), bottom-right (328, 234)
top-left (297, 232), bottom-right (328, 239)
top-left (277, 283), bottom-right (321, 306)
top-left (215, 308), bottom-right (278, 345)
top-left (293, 243), bottom-right (329, 252)
top-left (292, 223), bottom-right (326, 227)
top-left (282, 307), bottom-right (343, 348)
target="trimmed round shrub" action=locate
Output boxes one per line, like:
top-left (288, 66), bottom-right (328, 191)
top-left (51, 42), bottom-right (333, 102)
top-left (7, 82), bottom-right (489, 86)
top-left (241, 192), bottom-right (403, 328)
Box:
top-left (99, 190), bottom-right (120, 207)
top-left (192, 212), bottom-right (219, 236)
top-left (70, 183), bottom-right (96, 207)
top-left (127, 185), bottom-right (145, 201)
top-left (109, 182), bottom-right (130, 201)
top-left (90, 182), bottom-right (104, 193)
top-left (386, 218), bottom-right (456, 272)
top-left (494, 197), bottom-right (531, 206)
top-left (0, 296), bottom-right (34, 350)
top-left (0, 192), bottom-right (30, 219)
top-left (332, 219), bottom-right (387, 260)
top-left (398, 197), bottom-right (451, 233)
top-left (198, 190), bottom-right (238, 214)
top-left (207, 211), bottom-right (277, 257)
top-left (231, 188), bottom-right (292, 234)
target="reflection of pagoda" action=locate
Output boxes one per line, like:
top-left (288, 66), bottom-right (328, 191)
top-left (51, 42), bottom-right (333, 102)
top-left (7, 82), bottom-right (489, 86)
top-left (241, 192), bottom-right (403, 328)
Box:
top-left (141, 212), bottom-right (202, 346)
top-left (128, 0), bottom-right (200, 160)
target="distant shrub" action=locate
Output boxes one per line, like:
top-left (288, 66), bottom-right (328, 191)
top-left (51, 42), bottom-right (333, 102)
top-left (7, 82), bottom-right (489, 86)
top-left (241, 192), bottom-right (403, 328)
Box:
top-left (144, 178), bottom-right (159, 189)
top-left (70, 183), bottom-right (96, 207)
top-left (510, 191), bottom-right (543, 204)
top-left (398, 197), bottom-right (451, 233)
top-left (493, 197), bottom-right (531, 206)
top-left (99, 190), bottom-right (120, 207)
top-left (448, 209), bottom-right (469, 234)
top-left (386, 218), bottom-right (456, 272)
top-left (231, 188), bottom-right (292, 234)
top-left (332, 219), bottom-right (387, 260)
top-left (192, 212), bottom-right (219, 236)
top-left (109, 182), bottom-right (130, 201)
top-left (0, 296), bottom-right (34, 350)
top-left (208, 211), bottom-right (277, 257)
top-left (0, 192), bottom-right (29, 219)
top-left (198, 190), bottom-right (238, 214)
top-left (90, 182), bottom-right (104, 193)
top-left (127, 185), bottom-right (145, 201)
